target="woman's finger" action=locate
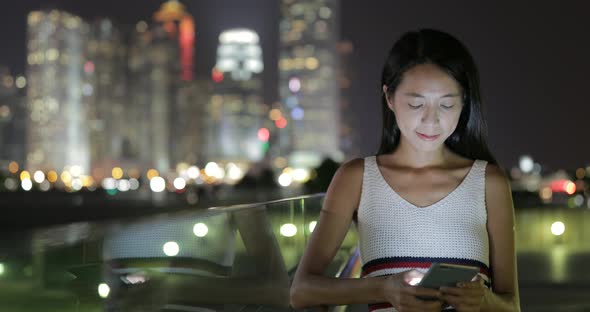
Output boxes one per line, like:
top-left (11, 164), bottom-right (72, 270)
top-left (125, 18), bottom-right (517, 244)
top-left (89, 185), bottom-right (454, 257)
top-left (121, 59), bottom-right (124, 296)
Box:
top-left (441, 293), bottom-right (463, 308)
top-left (440, 286), bottom-right (465, 296)
top-left (404, 285), bottom-right (442, 299)
top-left (459, 280), bottom-right (483, 289)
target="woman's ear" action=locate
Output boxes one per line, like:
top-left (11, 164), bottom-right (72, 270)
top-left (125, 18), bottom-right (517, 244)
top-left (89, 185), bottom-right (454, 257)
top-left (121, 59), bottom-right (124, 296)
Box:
top-left (382, 85), bottom-right (395, 111)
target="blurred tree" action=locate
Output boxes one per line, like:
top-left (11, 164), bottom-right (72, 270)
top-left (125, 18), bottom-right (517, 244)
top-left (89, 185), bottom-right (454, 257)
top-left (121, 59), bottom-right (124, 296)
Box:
top-left (304, 157), bottom-right (340, 193)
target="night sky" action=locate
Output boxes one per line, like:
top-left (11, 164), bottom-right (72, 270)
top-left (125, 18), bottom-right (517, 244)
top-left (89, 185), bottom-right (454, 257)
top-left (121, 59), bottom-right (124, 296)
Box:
top-left (1, 1), bottom-right (589, 172)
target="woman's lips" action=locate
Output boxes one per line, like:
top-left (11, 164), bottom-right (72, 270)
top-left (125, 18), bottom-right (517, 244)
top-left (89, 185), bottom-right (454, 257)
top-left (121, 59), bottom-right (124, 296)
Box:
top-left (416, 132), bottom-right (440, 141)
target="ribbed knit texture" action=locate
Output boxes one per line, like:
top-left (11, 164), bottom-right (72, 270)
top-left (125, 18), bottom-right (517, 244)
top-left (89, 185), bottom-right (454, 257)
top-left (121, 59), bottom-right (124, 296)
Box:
top-left (357, 155), bottom-right (490, 312)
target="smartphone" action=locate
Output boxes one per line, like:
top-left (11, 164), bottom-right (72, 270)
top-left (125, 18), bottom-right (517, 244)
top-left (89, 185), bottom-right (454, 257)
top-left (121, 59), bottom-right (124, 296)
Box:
top-left (416, 263), bottom-right (479, 300)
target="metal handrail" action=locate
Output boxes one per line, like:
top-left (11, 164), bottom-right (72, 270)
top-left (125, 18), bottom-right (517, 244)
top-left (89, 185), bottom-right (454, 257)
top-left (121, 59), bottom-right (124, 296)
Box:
top-left (205, 192), bottom-right (325, 212)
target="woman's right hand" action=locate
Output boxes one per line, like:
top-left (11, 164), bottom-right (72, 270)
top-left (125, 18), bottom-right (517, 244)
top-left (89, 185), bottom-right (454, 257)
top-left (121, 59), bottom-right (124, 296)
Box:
top-left (382, 270), bottom-right (444, 312)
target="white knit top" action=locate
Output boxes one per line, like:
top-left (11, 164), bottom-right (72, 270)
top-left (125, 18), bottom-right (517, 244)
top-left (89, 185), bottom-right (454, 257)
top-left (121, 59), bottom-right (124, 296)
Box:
top-left (357, 155), bottom-right (490, 312)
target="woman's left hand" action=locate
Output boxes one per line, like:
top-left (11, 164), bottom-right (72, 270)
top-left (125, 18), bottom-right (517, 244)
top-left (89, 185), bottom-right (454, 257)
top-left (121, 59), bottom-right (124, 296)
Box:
top-left (440, 275), bottom-right (486, 312)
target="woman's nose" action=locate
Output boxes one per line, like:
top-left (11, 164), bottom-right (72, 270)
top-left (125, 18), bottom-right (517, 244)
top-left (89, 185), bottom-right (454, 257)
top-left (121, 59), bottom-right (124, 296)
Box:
top-left (421, 105), bottom-right (440, 124)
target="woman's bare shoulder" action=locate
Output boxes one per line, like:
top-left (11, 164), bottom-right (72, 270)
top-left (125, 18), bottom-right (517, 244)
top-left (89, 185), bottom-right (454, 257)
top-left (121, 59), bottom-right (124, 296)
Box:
top-left (334, 157), bottom-right (365, 189)
top-left (322, 157), bottom-right (365, 216)
top-left (485, 163), bottom-right (510, 192)
top-left (484, 163), bottom-right (513, 216)
top-left (338, 157), bottom-right (365, 174)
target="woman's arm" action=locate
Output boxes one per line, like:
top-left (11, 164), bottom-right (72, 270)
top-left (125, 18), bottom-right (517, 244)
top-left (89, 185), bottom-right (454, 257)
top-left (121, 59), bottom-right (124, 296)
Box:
top-left (290, 158), bottom-right (442, 310)
top-left (290, 158), bottom-right (389, 308)
top-left (482, 164), bottom-right (521, 312)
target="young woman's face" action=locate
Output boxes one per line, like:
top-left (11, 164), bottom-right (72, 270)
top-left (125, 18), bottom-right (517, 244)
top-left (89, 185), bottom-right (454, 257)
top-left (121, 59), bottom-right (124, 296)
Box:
top-left (384, 63), bottom-right (464, 152)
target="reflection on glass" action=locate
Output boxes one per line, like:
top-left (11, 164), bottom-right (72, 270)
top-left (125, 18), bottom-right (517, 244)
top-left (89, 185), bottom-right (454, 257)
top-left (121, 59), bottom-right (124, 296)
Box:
top-left (97, 206), bottom-right (291, 310)
top-left (0, 195), bottom-right (357, 310)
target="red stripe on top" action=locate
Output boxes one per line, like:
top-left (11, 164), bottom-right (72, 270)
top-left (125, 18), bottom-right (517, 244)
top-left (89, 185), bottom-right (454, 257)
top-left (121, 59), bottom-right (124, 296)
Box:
top-left (362, 261), bottom-right (432, 276)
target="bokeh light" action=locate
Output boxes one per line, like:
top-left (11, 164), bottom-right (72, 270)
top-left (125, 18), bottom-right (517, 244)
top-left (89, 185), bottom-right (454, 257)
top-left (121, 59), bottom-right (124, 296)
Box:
top-left (47, 170), bottom-right (58, 183)
top-left (147, 169), bottom-right (159, 180)
top-left (193, 223), bottom-right (208, 237)
top-left (163, 241), bottom-right (180, 256)
top-left (278, 172), bottom-right (292, 187)
top-left (33, 171), bottom-right (45, 183)
top-left (20, 170), bottom-right (30, 181)
top-left (117, 179), bottom-right (131, 192)
top-left (71, 178), bottom-right (83, 191)
top-left (280, 223), bottom-right (297, 237)
top-left (112, 167), bottom-right (123, 179)
top-left (8, 161), bottom-right (18, 174)
top-left (275, 117), bottom-right (288, 129)
top-left (551, 221), bottom-right (565, 236)
top-left (288, 77), bottom-right (301, 93)
top-left (150, 177), bottom-right (166, 192)
top-left (21, 179), bottom-right (33, 191)
top-left (187, 166), bottom-right (200, 179)
top-left (269, 108), bottom-right (282, 120)
top-left (575, 168), bottom-right (586, 179)
top-left (565, 181), bottom-right (576, 195)
top-left (173, 177), bottom-right (186, 190)
top-left (129, 178), bottom-right (140, 190)
top-left (258, 128), bottom-right (270, 141)
top-left (98, 283), bottom-right (110, 298)
top-left (519, 155), bottom-right (534, 173)
top-left (102, 178), bottom-right (116, 190)
top-left (70, 165), bottom-right (83, 177)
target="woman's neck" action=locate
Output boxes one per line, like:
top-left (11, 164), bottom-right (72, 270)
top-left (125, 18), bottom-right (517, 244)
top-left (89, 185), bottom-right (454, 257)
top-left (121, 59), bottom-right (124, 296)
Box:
top-left (389, 138), bottom-right (451, 169)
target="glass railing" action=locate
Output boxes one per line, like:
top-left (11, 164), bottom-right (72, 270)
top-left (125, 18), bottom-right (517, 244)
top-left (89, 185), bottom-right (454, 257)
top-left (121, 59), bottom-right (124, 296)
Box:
top-left (0, 194), bottom-right (358, 311)
top-left (2, 193), bottom-right (590, 311)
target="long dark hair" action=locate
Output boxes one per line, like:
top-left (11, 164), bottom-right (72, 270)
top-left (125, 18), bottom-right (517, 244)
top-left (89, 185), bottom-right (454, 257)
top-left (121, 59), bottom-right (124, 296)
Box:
top-left (378, 29), bottom-right (498, 166)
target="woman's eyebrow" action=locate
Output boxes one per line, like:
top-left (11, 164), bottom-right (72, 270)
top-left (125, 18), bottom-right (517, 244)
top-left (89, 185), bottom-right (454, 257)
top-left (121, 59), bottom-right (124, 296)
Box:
top-left (403, 92), bottom-right (461, 98)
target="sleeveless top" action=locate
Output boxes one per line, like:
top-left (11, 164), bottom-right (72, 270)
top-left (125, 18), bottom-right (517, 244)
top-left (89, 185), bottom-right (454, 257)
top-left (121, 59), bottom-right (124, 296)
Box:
top-left (357, 155), bottom-right (490, 312)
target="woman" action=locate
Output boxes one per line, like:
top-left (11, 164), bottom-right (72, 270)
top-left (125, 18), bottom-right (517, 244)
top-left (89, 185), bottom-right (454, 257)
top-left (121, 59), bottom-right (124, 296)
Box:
top-left (290, 29), bottom-right (520, 312)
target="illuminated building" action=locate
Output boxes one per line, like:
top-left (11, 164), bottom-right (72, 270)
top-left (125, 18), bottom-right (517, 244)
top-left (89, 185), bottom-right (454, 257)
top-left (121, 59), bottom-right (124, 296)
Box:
top-left (153, 1), bottom-right (207, 166)
top-left (25, 10), bottom-right (90, 174)
top-left (128, 22), bottom-right (177, 173)
top-left (23, 2), bottom-right (199, 180)
top-left (0, 67), bottom-right (27, 166)
top-left (206, 28), bottom-right (266, 164)
top-left (153, 0), bottom-right (195, 82)
top-left (172, 78), bottom-right (212, 166)
top-left (84, 19), bottom-right (132, 177)
top-left (127, 1), bottom-right (196, 173)
top-left (277, 0), bottom-right (342, 169)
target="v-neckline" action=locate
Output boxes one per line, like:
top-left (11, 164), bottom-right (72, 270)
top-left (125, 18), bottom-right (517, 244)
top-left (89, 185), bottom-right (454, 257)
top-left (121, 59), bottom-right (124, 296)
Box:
top-left (374, 156), bottom-right (478, 209)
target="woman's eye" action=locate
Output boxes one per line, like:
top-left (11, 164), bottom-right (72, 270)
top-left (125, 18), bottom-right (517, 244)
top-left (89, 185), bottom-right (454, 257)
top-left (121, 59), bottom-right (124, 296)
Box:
top-left (441, 104), bottom-right (455, 109)
top-left (408, 103), bottom-right (422, 109)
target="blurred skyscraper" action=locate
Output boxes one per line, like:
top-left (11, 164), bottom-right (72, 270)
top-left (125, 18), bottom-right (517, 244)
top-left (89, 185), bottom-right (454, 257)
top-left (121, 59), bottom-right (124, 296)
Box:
top-left (84, 18), bottom-right (130, 180)
top-left (277, 0), bottom-right (342, 169)
top-left (206, 28), bottom-right (266, 165)
top-left (23, 1), bottom-right (204, 184)
top-left (128, 21), bottom-right (179, 174)
top-left (173, 78), bottom-right (211, 167)
top-left (127, 0), bottom-right (199, 174)
top-left (0, 67), bottom-right (27, 166)
top-left (153, 1), bottom-right (208, 167)
top-left (25, 10), bottom-right (90, 175)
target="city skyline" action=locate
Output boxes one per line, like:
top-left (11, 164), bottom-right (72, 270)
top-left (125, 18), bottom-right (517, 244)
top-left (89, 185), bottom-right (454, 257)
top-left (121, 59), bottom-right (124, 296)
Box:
top-left (0, 1), bottom-right (589, 171)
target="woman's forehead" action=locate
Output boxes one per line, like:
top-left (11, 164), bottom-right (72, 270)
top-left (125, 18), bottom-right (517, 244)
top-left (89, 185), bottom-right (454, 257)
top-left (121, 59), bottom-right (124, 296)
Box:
top-left (396, 64), bottom-right (462, 95)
